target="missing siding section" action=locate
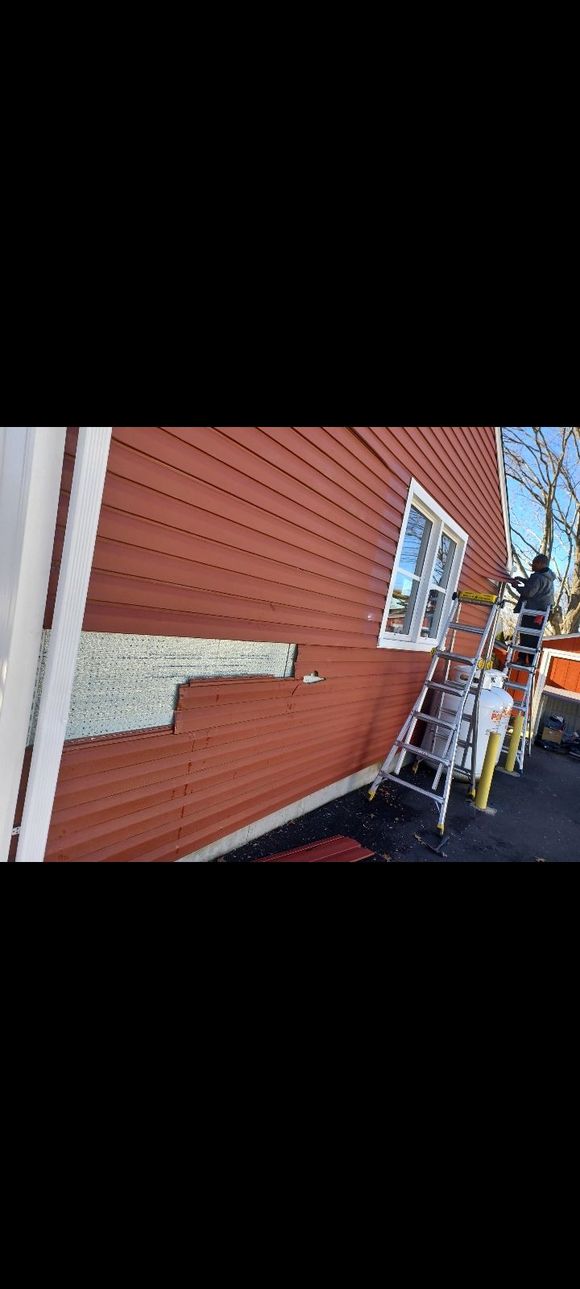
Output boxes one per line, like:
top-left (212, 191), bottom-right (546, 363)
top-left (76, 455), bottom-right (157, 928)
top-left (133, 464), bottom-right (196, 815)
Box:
top-left (28, 633), bottom-right (297, 743)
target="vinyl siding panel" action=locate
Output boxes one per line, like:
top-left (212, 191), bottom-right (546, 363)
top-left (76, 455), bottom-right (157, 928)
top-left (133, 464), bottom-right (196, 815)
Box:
top-left (545, 637), bottom-right (580, 653)
top-left (40, 426), bottom-right (509, 860)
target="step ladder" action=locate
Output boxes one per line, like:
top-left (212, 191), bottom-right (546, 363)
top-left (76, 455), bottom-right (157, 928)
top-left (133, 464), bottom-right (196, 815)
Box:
top-left (369, 590), bottom-right (505, 835)
top-left (500, 602), bottom-right (551, 773)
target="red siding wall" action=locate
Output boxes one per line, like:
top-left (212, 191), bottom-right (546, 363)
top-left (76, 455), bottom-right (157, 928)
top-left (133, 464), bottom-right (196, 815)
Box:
top-left (43, 427), bottom-right (508, 861)
top-left (547, 656), bottom-right (580, 693)
top-left (545, 637), bottom-right (580, 653)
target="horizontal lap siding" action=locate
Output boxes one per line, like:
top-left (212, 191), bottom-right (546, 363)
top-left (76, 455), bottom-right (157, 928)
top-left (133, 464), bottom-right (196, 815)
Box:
top-left (43, 427), bottom-right (508, 860)
top-left (45, 657), bottom-right (427, 861)
top-left (546, 638), bottom-right (580, 653)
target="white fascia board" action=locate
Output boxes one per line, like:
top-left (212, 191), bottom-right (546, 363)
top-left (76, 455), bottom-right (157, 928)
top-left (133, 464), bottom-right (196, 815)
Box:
top-left (495, 427), bottom-right (514, 570)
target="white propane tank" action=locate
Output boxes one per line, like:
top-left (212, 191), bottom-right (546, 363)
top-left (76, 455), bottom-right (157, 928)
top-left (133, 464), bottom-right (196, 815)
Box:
top-left (423, 667), bottom-right (513, 779)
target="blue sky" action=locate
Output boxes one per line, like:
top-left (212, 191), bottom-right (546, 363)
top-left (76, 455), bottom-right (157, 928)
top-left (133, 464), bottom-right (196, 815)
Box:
top-left (504, 426), bottom-right (572, 580)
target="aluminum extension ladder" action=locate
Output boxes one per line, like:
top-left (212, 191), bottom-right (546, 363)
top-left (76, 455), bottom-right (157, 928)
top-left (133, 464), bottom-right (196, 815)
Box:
top-left (369, 590), bottom-right (505, 836)
top-left (500, 602), bottom-right (551, 773)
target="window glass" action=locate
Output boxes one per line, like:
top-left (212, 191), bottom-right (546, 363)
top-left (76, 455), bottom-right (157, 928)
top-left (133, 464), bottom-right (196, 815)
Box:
top-left (433, 533), bottom-right (457, 588)
top-left (388, 575), bottom-right (420, 635)
top-left (421, 589), bottom-right (447, 639)
top-left (401, 507), bottom-right (433, 578)
top-left (379, 482), bottom-right (467, 650)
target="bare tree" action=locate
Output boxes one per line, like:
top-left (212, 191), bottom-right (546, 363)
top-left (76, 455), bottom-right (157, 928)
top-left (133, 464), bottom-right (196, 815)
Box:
top-left (503, 426), bottom-right (580, 636)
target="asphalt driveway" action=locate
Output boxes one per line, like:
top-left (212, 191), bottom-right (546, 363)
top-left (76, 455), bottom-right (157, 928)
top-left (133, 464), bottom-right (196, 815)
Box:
top-left (224, 740), bottom-right (580, 863)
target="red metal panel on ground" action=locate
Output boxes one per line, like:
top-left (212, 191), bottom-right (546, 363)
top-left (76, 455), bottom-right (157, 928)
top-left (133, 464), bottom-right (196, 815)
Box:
top-left (254, 836), bottom-right (375, 863)
top-left (39, 427), bottom-right (510, 861)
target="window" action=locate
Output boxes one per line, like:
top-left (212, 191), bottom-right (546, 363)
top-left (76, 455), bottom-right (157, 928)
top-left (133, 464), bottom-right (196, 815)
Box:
top-left (378, 481), bottom-right (468, 650)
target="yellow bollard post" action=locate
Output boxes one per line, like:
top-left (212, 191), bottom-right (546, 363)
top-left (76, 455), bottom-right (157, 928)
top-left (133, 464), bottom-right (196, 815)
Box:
top-left (504, 713), bottom-right (524, 774)
top-left (475, 732), bottom-right (501, 812)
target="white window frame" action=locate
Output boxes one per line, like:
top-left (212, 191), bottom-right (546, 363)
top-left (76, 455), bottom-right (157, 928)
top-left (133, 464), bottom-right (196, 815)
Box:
top-left (378, 480), bottom-right (468, 652)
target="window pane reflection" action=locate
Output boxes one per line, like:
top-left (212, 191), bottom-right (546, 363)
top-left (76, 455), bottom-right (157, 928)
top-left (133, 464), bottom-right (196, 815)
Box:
top-left (400, 507), bottom-right (433, 578)
top-left (421, 589), bottom-right (446, 639)
top-left (388, 574), bottom-right (420, 635)
top-left (433, 533), bottom-right (457, 588)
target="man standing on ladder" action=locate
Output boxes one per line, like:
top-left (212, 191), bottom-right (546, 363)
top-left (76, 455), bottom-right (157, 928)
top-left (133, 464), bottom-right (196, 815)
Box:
top-left (505, 555), bottom-right (556, 664)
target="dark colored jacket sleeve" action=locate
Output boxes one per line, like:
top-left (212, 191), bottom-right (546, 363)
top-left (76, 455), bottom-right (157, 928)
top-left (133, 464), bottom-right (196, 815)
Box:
top-left (515, 575), bottom-right (536, 612)
top-left (523, 574), bottom-right (542, 600)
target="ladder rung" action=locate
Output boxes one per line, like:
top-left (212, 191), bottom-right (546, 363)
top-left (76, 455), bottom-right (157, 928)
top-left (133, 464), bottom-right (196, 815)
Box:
top-left (514, 628), bottom-right (544, 637)
top-left (447, 623), bottom-right (486, 635)
top-left (383, 774), bottom-right (445, 805)
top-left (426, 681), bottom-right (477, 695)
top-left (505, 664), bottom-right (536, 674)
top-left (395, 742), bottom-right (450, 765)
top-left (511, 703), bottom-right (527, 712)
top-left (457, 594), bottom-right (498, 605)
top-left (436, 651), bottom-right (477, 664)
top-left (412, 711), bottom-right (456, 730)
top-left (373, 593), bottom-right (505, 823)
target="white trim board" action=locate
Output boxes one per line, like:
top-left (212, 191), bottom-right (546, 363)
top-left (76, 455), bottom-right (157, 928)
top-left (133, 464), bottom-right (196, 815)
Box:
top-left (542, 650), bottom-right (580, 665)
top-left (542, 685), bottom-right (580, 705)
top-left (16, 428), bottom-right (112, 862)
top-left (0, 427), bottom-right (67, 863)
top-left (494, 427), bottom-right (512, 569)
top-left (179, 761), bottom-right (382, 863)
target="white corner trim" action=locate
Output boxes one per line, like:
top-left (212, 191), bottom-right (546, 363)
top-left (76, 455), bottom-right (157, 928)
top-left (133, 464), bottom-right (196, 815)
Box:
top-left (495, 427), bottom-right (514, 570)
top-left (0, 428), bottom-right (67, 863)
top-left (178, 761), bottom-right (382, 862)
top-left (16, 428), bottom-right (112, 862)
